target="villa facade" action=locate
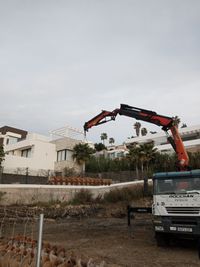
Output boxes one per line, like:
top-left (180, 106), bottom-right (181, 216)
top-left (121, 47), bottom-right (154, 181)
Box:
top-left (125, 124), bottom-right (200, 154)
top-left (1, 126), bottom-right (83, 177)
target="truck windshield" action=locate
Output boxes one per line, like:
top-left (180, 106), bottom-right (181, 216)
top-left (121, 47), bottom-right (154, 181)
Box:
top-left (154, 177), bottom-right (200, 195)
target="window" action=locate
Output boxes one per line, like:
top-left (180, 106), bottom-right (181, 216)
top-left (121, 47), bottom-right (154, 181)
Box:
top-left (154, 177), bottom-right (200, 195)
top-left (21, 148), bottom-right (31, 158)
top-left (117, 152), bottom-right (124, 158)
top-left (57, 150), bottom-right (66, 161)
top-left (6, 136), bottom-right (18, 145)
top-left (57, 149), bottom-right (73, 162)
top-left (66, 150), bottom-right (73, 161)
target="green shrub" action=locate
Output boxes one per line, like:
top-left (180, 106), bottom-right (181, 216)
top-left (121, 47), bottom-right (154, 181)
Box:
top-left (69, 184), bottom-right (153, 205)
top-left (103, 183), bottom-right (152, 203)
top-left (69, 189), bottom-right (93, 205)
top-left (0, 191), bottom-right (6, 203)
top-left (63, 167), bottom-right (76, 177)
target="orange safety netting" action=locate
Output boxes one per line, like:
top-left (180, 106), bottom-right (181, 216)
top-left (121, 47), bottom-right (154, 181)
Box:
top-left (48, 176), bottom-right (112, 186)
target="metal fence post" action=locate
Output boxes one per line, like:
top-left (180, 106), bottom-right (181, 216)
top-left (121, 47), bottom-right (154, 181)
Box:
top-left (36, 213), bottom-right (44, 267)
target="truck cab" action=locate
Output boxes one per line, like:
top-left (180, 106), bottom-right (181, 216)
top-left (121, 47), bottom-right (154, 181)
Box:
top-left (153, 169), bottom-right (200, 245)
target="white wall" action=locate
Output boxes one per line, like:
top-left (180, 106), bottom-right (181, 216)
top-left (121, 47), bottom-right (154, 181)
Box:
top-left (4, 135), bottom-right (56, 175)
top-left (0, 181), bottom-right (143, 205)
top-left (30, 140), bottom-right (56, 170)
top-left (155, 138), bottom-right (200, 153)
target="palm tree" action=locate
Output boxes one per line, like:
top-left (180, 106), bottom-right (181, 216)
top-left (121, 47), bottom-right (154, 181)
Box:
top-left (134, 122), bottom-right (141, 137)
top-left (73, 143), bottom-right (95, 175)
top-left (141, 127), bottom-right (148, 136)
top-left (126, 143), bottom-right (141, 179)
top-left (109, 137), bottom-right (115, 145)
top-left (139, 142), bottom-right (158, 174)
top-left (100, 133), bottom-right (108, 145)
top-left (181, 123), bottom-right (187, 128)
top-left (173, 116), bottom-right (181, 128)
top-left (138, 142), bottom-right (157, 196)
top-left (94, 143), bottom-right (107, 152)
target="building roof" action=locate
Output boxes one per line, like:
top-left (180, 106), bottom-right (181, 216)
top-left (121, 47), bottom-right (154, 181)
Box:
top-left (0, 126), bottom-right (27, 138)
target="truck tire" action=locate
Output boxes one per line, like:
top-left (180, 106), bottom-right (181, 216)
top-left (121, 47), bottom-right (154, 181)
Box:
top-left (155, 232), bottom-right (170, 247)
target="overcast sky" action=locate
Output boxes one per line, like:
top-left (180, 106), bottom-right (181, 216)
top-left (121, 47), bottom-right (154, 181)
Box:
top-left (0, 0), bottom-right (200, 144)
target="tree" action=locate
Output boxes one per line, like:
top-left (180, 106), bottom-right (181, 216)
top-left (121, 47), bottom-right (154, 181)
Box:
top-left (173, 116), bottom-right (181, 128)
top-left (94, 143), bottom-right (107, 152)
top-left (141, 127), bottom-right (148, 136)
top-left (136, 142), bottom-right (157, 196)
top-left (134, 122), bottom-right (141, 137)
top-left (109, 137), bottom-right (115, 145)
top-left (181, 123), bottom-right (187, 128)
top-left (73, 143), bottom-right (95, 175)
top-left (126, 143), bottom-right (141, 179)
top-left (100, 133), bottom-right (108, 145)
top-left (127, 141), bottom-right (158, 179)
top-left (0, 146), bottom-right (5, 168)
top-left (138, 142), bottom-right (158, 174)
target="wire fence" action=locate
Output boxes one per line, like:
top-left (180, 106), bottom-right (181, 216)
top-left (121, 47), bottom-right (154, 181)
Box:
top-left (0, 206), bottom-right (39, 242)
top-left (0, 206), bottom-right (106, 267)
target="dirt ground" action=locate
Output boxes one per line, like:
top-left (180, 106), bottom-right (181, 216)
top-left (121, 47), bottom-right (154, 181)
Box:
top-left (41, 215), bottom-right (200, 267)
top-left (1, 204), bottom-right (200, 267)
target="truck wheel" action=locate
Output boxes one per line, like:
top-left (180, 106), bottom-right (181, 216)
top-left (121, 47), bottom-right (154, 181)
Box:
top-left (155, 232), bottom-right (170, 247)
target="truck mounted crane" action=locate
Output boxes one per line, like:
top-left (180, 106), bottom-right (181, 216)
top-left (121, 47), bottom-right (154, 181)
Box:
top-left (84, 104), bottom-right (200, 246)
top-left (84, 104), bottom-right (189, 171)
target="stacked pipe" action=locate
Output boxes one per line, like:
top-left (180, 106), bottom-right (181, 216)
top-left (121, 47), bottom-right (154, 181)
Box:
top-left (0, 235), bottom-right (106, 267)
top-left (48, 177), bottom-right (112, 186)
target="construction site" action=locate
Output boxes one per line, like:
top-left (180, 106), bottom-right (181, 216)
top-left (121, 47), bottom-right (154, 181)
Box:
top-left (1, 1), bottom-right (200, 266)
top-left (0, 199), bottom-right (200, 267)
top-left (1, 104), bottom-right (200, 266)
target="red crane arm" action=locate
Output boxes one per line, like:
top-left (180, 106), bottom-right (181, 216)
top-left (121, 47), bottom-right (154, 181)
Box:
top-left (84, 104), bottom-right (189, 170)
top-left (118, 104), bottom-right (173, 130)
top-left (84, 109), bottom-right (119, 132)
top-left (169, 126), bottom-right (189, 171)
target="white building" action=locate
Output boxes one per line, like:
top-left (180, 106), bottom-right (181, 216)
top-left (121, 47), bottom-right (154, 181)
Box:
top-left (0, 126), bottom-right (27, 146)
top-left (3, 124), bottom-right (200, 177)
top-left (106, 144), bottom-right (129, 159)
top-left (52, 136), bottom-right (84, 175)
top-left (1, 126), bottom-right (84, 177)
top-left (3, 132), bottom-right (56, 176)
top-left (125, 124), bottom-right (200, 154)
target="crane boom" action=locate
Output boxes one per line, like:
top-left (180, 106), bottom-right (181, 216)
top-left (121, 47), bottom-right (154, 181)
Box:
top-left (84, 104), bottom-right (189, 171)
top-left (84, 109), bottom-right (119, 132)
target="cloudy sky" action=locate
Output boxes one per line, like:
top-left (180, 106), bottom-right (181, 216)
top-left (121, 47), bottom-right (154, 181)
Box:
top-left (0, 0), bottom-right (200, 144)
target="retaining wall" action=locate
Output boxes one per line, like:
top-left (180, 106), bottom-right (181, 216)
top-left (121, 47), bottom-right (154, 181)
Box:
top-left (0, 181), bottom-right (143, 205)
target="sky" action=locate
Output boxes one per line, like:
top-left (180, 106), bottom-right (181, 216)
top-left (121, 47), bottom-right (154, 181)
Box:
top-left (0, 0), bottom-right (200, 145)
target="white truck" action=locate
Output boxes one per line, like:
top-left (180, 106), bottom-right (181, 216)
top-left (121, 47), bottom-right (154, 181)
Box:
top-left (153, 170), bottom-right (200, 245)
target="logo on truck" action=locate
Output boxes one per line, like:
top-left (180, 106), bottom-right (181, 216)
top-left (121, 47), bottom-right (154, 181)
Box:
top-left (169, 194), bottom-right (194, 198)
